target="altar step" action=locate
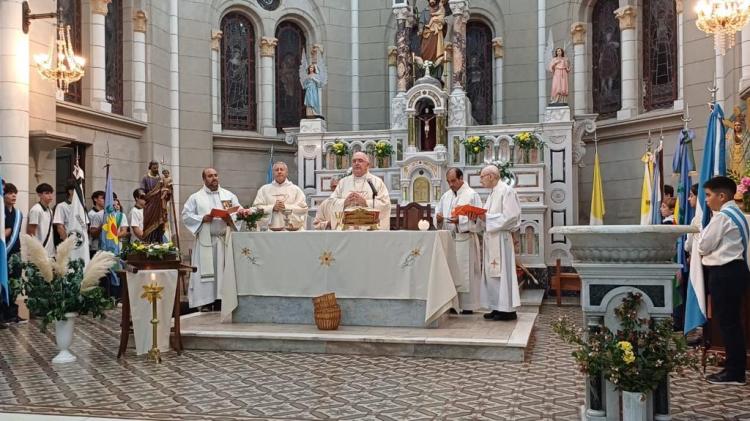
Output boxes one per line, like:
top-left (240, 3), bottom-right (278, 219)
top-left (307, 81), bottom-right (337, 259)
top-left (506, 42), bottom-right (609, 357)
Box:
top-left (518, 289), bottom-right (545, 314)
top-left (180, 310), bottom-right (537, 362)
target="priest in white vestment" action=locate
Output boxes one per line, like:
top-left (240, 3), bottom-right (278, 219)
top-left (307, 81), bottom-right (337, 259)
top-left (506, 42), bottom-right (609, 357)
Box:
top-left (182, 168), bottom-right (250, 308)
top-left (434, 167), bottom-right (483, 313)
top-left (252, 161), bottom-right (308, 230)
top-left (469, 165), bottom-right (522, 321)
top-left (313, 176), bottom-right (339, 230)
top-left (329, 151), bottom-right (391, 230)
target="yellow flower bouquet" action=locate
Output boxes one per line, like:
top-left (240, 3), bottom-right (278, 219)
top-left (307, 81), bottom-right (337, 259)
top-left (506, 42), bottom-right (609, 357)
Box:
top-left (512, 131), bottom-right (544, 151)
top-left (461, 135), bottom-right (490, 154)
top-left (373, 140), bottom-right (393, 158)
top-left (331, 140), bottom-right (350, 157)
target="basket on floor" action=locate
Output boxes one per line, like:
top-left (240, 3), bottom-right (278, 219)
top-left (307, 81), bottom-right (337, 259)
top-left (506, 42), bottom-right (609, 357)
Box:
top-left (314, 305), bottom-right (341, 330)
top-left (312, 292), bottom-right (337, 311)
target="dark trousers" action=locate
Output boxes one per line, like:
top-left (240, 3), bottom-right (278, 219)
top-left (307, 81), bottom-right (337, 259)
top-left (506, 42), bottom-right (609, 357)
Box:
top-left (706, 260), bottom-right (749, 377)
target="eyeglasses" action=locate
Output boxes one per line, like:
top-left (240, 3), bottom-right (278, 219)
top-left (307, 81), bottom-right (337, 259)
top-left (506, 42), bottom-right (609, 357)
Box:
top-left (138, 195), bottom-right (146, 199)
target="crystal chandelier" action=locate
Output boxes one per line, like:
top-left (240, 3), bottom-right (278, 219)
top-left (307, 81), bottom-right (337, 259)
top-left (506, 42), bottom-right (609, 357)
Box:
top-left (33, 23), bottom-right (85, 93)
top-left (695, 0), bottom-right (750, 55)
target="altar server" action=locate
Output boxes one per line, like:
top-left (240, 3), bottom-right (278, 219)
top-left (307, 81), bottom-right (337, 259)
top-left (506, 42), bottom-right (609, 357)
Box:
top-left (314, 176), bottom-right (340, 230)
top-left (435, 168), bottom-right (483, 313)
top-left (252, 161), bottom-right (308, 230)
top-left (469, 165), bottom-right (522, 321)
top-left (329, 151), bottom-right (391, 230)
top-left (182, 168), bottom-right (249, 308)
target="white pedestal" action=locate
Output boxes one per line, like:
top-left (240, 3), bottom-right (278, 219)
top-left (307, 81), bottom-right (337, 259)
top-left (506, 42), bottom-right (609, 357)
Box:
top-left (300, 118), bottom-right (327, 134)
top-left (544, 105), bottom-right (571, 123)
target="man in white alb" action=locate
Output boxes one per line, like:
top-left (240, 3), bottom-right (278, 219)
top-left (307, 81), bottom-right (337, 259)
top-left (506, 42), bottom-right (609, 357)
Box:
top-left (27, 183), bottom-right (56, 257)
top-left (469, 165), bottom-right (522, 321)
top-left (252, 162), bottom-right (308, 230)
top-left (329, 151), bottom-right (391, 230)
top-left (435, 168), bottom-right (483, 314)
top-left (313, 176), bottom-right (339, 230)
top-left (182, 168), bottom-right (250, 308)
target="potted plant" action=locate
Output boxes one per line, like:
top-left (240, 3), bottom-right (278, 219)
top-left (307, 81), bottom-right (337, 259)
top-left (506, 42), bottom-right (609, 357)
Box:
top-left (513, 131), bottom-right (545, 164)
top-left (17, 235), bottom-right (116, 363)
top-left (238, 207), bottom-right (265, 231)
top-left (553, 292), bottom-right (699, 420)
top-left (122, 241), bottom-right (179, 262)
top-left (461, 135), bottom-right (490, 165)
top-left (331, 140), bottom-right (350, 169)
top-left (373, 140), bottom-right (393, 168)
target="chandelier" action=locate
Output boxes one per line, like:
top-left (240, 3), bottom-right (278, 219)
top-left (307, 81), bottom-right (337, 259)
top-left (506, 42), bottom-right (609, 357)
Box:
top-left (695, 0), bottom-right (750, 55)
top-left (33, 23), bottom-right (85, 93)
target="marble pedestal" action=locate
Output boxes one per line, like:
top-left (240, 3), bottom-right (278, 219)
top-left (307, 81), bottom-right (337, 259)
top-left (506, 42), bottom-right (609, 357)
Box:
top-left (300, 118), bottom-right (327, 133)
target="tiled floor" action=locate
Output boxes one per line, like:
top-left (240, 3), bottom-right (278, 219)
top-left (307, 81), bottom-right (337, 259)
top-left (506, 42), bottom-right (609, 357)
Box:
top-left (0, 305), bottom-right (748, 420)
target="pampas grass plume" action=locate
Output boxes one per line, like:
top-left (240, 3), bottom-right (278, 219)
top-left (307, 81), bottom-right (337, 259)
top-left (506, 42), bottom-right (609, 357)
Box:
top-left (80, 251), bottom-right (116, 293)
top-left (20, 234), bottom-right (53, 282)
top-left (52, 236), bottom-right (76, 276)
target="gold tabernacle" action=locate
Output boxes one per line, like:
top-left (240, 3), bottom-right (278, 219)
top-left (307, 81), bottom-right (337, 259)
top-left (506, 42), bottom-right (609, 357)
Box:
top-left (342, 207), bottom-right (380, 231)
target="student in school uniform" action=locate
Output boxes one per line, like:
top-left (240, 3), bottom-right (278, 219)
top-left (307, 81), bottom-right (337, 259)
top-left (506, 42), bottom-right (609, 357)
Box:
top-left (698, 176), bottom-right (749, 385)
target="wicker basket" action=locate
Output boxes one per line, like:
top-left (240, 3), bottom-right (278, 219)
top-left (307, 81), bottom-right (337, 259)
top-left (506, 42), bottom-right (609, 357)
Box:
top-left (314, 306), bottom-right (341, 330)
top-left (312, 293), bottom-right (337, 311)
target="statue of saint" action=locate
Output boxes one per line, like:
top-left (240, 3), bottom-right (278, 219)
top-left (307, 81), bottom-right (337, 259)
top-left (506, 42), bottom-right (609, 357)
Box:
top-left (299, 50), bottom-right (328, 118)
top-left (140, 160), bottom-right (171, 243)
top-left (547, 47), bottom-right (571, 105)
top-left (411, 0), bottom-right (450, 81)
top-left (724, 106), bottom-right (748, 180)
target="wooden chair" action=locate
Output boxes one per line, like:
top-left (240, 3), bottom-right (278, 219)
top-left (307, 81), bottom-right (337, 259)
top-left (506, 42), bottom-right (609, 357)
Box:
top-left (550, 258), bottom-right (581, 306)
top-left (394, 202), bottom-right (434, 231)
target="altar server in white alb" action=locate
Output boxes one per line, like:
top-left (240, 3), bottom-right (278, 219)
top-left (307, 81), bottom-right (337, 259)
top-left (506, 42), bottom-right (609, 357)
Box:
top-left (434, 168), bottom-right (483, 314)
top-left (182, 168), bottom-right (250, 308)
top-left (329, 151), bottom-right (391, 230)
top-left (252, 161), bottom-right (308, 230)
top-left (469, 165), bottom-right (522, 321)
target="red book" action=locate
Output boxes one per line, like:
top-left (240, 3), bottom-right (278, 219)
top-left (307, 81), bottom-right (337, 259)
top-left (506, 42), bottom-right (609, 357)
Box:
top-left (209, 206), bottom-right (240, 219)
top-left (451, 204), bottom-right (487, 218)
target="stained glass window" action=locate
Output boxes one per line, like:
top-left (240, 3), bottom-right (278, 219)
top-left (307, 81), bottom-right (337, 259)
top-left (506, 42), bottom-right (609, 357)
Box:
top-left (643, 0), bottom-right (677, 111)
top-left (592, 0), bottom-right (621, 118)
top-left (275, 21), bottom-right (306, 130)
top-left (465, 21), bottom-right (493, 125)
top-left (105, 0), bottom-right (123, 114)
top-left (221, 13), bottom-right (256, 131)
top-left (57, 0), bottom-right (81, 104)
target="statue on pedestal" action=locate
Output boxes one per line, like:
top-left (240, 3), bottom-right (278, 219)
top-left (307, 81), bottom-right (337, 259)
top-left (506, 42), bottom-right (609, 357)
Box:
top-left (544, 30), bottom-right (571, 105)
top-left (724, 106), bottom-right (749, 182)
top-left (140, 161), bottom-right (171, 243)
top-left (410, 0), bottom-right (451, 82)
top-left (299, 49), bottom-right (328, 118)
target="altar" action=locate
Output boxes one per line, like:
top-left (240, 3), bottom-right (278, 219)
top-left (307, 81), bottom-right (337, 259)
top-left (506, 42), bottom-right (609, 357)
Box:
top-left (220, 231), bottom-right (461, 328)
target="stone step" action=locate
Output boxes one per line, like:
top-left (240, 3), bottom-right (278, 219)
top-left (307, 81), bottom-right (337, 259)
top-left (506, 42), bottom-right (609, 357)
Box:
top-left (518, 288), bottom-right (545, 314)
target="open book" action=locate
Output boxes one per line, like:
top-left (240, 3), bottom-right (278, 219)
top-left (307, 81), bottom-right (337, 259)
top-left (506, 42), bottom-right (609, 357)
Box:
top-left (451, 204), bottom-right (487, 218)
top-left (209, 206), bottom-right (240, 219)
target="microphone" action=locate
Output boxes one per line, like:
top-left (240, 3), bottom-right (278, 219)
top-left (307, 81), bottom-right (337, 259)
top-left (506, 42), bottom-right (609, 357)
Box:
top-left (367, 180), bottom-right (377, 209)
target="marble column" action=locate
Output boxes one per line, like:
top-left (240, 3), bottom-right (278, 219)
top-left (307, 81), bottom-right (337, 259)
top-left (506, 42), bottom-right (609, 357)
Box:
top-left (449, 0), bottom-right (469, 92)
top-left (169, 0), bottom-right (180, 201)
top-left (0, 0), bottom-right (30, 210)
top-left (132, 10), bottom-right (147, 122)
top-left (90, 0), bottom-right (111, 112)
top-left (351, 0), bottom-right (359, 130)
top-left (741, 21), bottom-right (750, 92)
top-left (393, 5), bottom-right (413, 94)
top-left (211, 30), bottom-right (222, 132)
top-left (443, 43), bottom-right (453, 92)
top-left (571, 22), bottom-right (586, 115)
top-left (615, 5), bottom-right (637, 120)
top-left (537, 0), bottom-right (546, 120)
top-left (674, 0), bottom-right (685, 110)
top-left (388, 46), bottom-right (397, 124)
top-left (492, 37), bottom-right (504, 124)
top-left (260, 36), bottom-right (278, 136)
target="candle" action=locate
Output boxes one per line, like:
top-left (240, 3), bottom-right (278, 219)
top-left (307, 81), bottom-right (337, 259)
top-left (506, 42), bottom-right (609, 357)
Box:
top-left (151, 273), bottom-right (156, 281)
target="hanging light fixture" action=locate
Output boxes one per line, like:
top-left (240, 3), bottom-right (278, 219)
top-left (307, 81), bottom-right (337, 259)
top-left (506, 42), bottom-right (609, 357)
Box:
top-left (695, 0), bottom-right (750, 55)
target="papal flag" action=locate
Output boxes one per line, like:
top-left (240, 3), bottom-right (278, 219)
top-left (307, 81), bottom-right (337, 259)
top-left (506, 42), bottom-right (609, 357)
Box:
top-left (684, 102), bottom-right (727, 334)
top-left (0, 177), bottom-right (8, 305)
top-left (70, 164), bottom-right (90, 266)
top-left (640, 152), bottom-right (653, 225)
top-left (590, 149), bottom-right (605, 225)
top-left (649, 140), bottom-right (664, 225)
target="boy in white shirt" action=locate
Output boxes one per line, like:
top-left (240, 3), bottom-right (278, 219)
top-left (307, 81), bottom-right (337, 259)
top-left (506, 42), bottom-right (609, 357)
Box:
top-left (698, 176), bottom-right (749, 385)
top-left (27, 183), bottom-right (55, 256)
top-left (130, 189), bottom-right (146, 242)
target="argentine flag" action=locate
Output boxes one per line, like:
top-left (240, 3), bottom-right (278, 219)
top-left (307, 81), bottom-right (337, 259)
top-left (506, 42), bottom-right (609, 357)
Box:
top-left (0, 177), bottom-right (8, 304)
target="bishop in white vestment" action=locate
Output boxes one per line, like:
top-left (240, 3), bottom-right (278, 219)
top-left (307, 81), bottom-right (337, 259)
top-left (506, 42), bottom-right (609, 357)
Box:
top-left (252, 162), bottom-right (308, 230)
top-left (471, 165), bottom-right (522, 321)
top-left (329, 152), bottom-right (391, 230)
top-left (313, 176), bottom-right (340, 230)
top-left (434, 168), bottom-right (483, 312)
top-left (182, 168), bottom-right (247, 308)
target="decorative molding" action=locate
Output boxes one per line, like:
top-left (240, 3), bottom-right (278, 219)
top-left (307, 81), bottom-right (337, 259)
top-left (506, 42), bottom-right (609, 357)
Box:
top-left (29, 130), bottom-right (77, 181)
top-left (387, 46), bottom-right (397, 66)
top-left (392, 5), bottom-right (412, 22)
top-left (91, 0), bottom-right (111, 15)
top-left (492, 37), bottom-right (504, 59)
top-left (312, 44), bottom-right (324, 63)
top-left (56, 101), bottom-right (147, 139)
top-left (133, 10), bottom-right (147, 33)
top-left (213, 134), bottom-right (297, 153)
top-left (614, 5), bottom-right (637, 31)
top-left (570, 22), bottom-right (586, 45)
top-left (259, 37), bottom-right (278, 57)
top-left (211, 30), bottom-right (223, 51)
top-left (675, 0), bottom-right (683, 14)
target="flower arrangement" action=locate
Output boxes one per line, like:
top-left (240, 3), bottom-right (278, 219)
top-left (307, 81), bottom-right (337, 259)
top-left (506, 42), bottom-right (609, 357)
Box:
top-left (373, 140), bottom-right (393, 158)
top-left (461, 135), bottom-right (490, 155)
top-left (552, 292), bottom-right (698, 393)
top-left (16, 235), bottom-right (116, 331)
top-left (122, 241), bottom-right (178, 261)
top-left (736, 176), bottom-right (750, 212)
top-left (513, 131), bottom-right (545, 150)
top-left (238, 207), bottom-right (265, 230)
top-left (331, 140), bottom-right (350, 157)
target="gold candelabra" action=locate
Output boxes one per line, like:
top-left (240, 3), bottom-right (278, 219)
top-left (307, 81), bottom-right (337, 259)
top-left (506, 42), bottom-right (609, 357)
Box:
top-left (141, 275), bottom-right (164, 363)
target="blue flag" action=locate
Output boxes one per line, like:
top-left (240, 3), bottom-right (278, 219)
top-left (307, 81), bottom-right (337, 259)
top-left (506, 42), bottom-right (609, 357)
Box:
top-left (673, 129), bottom-right (696, 280)
top-left (0, 177), bottom-right (8, 305)
top-left (266, 145), bottom-right (275, 184)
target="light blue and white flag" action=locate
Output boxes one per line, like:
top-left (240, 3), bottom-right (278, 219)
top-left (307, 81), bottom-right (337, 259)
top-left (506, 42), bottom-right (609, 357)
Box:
top-left (0, 178), bottom-right (8, 305)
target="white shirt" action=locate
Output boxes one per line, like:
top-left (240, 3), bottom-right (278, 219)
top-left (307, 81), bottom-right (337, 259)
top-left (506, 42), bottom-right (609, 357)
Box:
top-left (130, 207), bottom-right (144, 242)
top-left (88, 208), bottom-right (103, 251)
top-left (28, 202), bottom-right (55, 256)
top-left (698, 202), bottom-right (746, 266)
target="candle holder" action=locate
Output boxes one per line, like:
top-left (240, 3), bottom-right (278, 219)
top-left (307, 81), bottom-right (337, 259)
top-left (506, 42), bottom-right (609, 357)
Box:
top-left (141, 277), bottom-right (165, 363)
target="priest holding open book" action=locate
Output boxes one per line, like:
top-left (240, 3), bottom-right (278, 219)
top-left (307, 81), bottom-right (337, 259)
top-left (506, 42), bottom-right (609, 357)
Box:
top-left (182, 167), bottom-right (250, 308)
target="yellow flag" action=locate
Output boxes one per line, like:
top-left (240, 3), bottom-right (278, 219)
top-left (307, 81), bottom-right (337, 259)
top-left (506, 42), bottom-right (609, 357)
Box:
top-left (640, 152), bottom-right (653, 225)
top-left (590, 150), bottom-right (605, 225)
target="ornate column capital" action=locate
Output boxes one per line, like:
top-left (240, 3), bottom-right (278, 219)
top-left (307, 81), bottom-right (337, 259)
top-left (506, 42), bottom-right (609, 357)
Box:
top-left (614, 5), bottom-right (637, 30)
top-left (133, 10), bottom-right (147, 33)
top-left (492, 37), bottom-right (504, 59)
top-left (312, 44), bottom-right (324, 63)
top-left (392, 5), bottom-right (413, 23)
top-left (675, 0), bottom-right (683, 14)
top-left (387, 46), bottom-right (397, 66)
top-left (211, 30), bottom-right (223, 51)
top-left (260, 36), bottom-right (278, 57)
top-left (91, 0), bottom-right (111, 15)
top-left (448, 0), bottom-right (470, 18)
top-left (571, 22), bottom-right (586, 45)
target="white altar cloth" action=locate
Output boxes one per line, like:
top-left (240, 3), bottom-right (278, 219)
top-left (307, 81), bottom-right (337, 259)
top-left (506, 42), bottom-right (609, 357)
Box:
top-left (221, 231), bottom-right (460, 325)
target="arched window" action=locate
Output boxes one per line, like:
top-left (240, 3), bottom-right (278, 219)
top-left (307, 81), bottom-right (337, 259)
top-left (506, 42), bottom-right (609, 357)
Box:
top-left (642, 0), bottom-right (677, 111)
top-left (57, 0), bottom-right (81, 104)
top-left (592, 0), bottom-right (621, 118)
top-left (105, 0), bottom-right (123, 114)
top-left (221, 13), bottom-right (257, 131)
top-left (465, 21), bottom-right (493, 125)
top-left (275, 21), bottom-right (306, 130)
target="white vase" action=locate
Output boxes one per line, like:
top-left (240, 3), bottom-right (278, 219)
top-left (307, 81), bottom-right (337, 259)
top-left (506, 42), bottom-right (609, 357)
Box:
top-left (622, 390), bottom-right (647, 421)
top-left (52, 312), bottom-right (78, 364)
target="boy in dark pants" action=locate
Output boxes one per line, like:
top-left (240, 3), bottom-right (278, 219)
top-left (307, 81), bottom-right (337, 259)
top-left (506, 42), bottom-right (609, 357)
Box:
top-left (699, 176), bottom-right (749, 385)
